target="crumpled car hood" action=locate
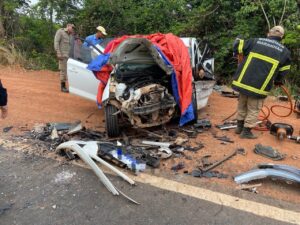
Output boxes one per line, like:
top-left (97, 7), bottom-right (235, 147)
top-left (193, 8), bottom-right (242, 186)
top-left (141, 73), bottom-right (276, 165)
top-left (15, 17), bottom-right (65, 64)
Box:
top-left (109, 38), bottom-right (173, 75)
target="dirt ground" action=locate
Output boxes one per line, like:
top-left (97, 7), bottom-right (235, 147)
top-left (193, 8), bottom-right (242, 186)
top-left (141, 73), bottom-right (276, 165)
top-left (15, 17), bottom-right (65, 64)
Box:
top-left (0, 66), bottom-right (299, 204)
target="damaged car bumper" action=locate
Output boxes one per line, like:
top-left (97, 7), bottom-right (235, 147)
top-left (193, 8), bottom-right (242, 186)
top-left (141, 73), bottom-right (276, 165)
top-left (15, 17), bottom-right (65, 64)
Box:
top-left (234, 164), bottom-right (300, 184)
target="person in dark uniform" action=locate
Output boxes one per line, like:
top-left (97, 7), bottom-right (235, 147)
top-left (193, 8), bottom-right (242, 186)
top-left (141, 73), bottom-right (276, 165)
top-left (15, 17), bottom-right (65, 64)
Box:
top-left (232, 26), bottom-right (291, 139)
top-left (0, 80), bottom-right (8, 119)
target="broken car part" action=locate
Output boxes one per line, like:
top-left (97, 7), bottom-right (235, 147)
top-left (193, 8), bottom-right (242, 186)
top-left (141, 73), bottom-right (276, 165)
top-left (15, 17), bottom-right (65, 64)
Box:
top-left (287, 135), bottom-right (300, 144)
top-left (237, 183), bottom-right (261, 194)
top-left (192, 170), bottom-right (228, 178)
top-left (56, 141), bottom-right (119, 195)
top-left (104, 147), bottom-right (146, 173)
top-left (194, 119), bottom-right (211, 129)
top-left (56, 141), bottom-right (139, 204)
top-left (157, 147), bottom-right (172, 159)
top-left (257, 164), bottom-right (300, 176)
top-left (216, 121), bottom-right (237, 130)
top-left (49, 121), bottom-right (81, 131)
top-left (221, 91), bottom-right (239, 98)
top-left (214, 135), bottom-right (234, 143)
top-left (141, 140), bottom-right (171, 148)
top-left (82, 141), bottom-right (135, 185)
top-left (216, 121), bottom-right (262, 130)
top-left (270, 123), bottom-right (294, 140)
top-left (254, 144), bottom-right (286, 160)
top-left (201, 149), bottom-right (238, 172)
top-left (67, 121), bottom-right (83, 135)
top-left (234, 168), bottom-right (300, 184)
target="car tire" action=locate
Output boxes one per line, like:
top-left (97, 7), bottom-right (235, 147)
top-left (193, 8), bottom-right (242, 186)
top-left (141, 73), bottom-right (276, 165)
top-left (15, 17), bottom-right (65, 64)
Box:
top-left (105, 104), bottom-right (120, 137)
top-left (192, 84), bottom-right (198, 122)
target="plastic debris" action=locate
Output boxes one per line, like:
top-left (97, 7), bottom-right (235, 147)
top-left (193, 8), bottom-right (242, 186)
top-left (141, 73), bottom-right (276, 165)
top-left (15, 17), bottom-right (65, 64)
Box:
top-left (171, 162), bottom-right (185, 171)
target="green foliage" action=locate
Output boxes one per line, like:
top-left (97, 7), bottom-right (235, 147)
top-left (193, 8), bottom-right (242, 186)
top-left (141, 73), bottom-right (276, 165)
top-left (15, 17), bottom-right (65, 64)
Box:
top-left (0, 0), bottom-right (299, 89)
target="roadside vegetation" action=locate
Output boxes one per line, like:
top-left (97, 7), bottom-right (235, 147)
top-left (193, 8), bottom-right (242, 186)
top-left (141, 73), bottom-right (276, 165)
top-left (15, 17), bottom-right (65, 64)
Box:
top-left (0, 0), bottom-right (299, 87)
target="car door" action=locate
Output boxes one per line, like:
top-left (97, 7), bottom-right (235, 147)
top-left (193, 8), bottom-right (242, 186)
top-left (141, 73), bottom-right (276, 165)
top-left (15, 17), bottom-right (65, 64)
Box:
top-left (67, 38), bottom-right (115, 102)
top-left (67, 58), bottom-right (100, 101)
top-left (67, 38), bottom-right (104, 102)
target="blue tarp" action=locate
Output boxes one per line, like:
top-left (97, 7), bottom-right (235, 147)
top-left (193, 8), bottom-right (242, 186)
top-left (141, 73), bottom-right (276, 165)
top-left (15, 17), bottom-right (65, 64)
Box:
top-left (87, 46), bottom-right (194, 126)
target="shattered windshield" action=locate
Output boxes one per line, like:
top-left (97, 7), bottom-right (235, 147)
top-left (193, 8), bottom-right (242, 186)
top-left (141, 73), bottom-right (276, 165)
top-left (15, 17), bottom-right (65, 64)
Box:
top-left (70, 37), bottom-right (114, 64)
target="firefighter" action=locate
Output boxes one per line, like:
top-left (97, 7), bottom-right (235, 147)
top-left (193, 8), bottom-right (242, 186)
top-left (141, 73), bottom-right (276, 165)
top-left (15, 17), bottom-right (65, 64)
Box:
top-left (232, 26), bottom-right (291, 139)
top-left (54, 23), bottom-right (75, 93)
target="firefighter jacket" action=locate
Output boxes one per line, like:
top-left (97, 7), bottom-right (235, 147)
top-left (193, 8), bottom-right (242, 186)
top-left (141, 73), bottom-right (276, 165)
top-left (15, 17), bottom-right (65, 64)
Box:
top-left (54, 28), bottom-right (72, 58)
top-left (232, 36), bottom-right (291, 98)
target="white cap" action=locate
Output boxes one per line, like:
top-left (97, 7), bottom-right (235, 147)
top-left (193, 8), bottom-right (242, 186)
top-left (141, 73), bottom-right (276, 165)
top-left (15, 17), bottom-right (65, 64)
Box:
top-left (96, 26), bottom-right (107, 35)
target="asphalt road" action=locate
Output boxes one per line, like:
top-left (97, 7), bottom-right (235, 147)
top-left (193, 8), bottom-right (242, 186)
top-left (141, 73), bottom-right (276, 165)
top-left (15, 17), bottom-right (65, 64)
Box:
top-left (0, 148), bottom-right (294, 225)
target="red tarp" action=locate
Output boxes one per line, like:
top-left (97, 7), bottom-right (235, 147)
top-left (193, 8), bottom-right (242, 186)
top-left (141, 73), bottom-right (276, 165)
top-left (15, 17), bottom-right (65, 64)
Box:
top-left (96, 33), bottom-right (193, 120)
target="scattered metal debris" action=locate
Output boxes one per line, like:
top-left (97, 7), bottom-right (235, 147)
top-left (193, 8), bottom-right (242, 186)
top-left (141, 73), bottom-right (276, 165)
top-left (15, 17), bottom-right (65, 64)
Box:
top-left (194, 119), bottom-right (211, 129)
top-left (50, 121), bottom-right (81, 131)
top-left (237, 183), bottom-right (262, 193)
top-left (254, 144), bottom-right (286, 160)
top-left (287, 135), bottom-right (300, 144)
top-left (201, 149), bottom-right (238, 172)
top-left (201, 155), bottom-right (212, 167)
top-left (157, 147), bottom-right (172, 159)
top-left (50, 128), bottom-right (59, 140)
top-left (56, 141), bottom-right (139, 204)
top-left (67, 121), bottom-right (83, 135)
top-left (216, 121), bottom-right (237, 130)
top-left (237, 148), bottom-right (246, 155)
top-left (142, 154), bottom-right (160, 168)
top-left (257, 164), bottom-right (300, 175)
top-left (184, 143), bottom-right (204, 152)
top-left (192, 170), bottom-right (228, 178)
top-left (214, 135), bottom-right (234, 143)
top-left (141, 140), bottom-right (171, 148)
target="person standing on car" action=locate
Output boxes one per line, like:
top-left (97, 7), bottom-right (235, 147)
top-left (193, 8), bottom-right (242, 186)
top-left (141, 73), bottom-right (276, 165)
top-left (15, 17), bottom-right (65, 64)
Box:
top-left (0, 80), bottom-right (8, 119)
top-left (83, 26), bottom-right (107, 47)
top-left (54, 23), bottom-right (75, 93)
top-left (232, 26), bottom-right (291, 139)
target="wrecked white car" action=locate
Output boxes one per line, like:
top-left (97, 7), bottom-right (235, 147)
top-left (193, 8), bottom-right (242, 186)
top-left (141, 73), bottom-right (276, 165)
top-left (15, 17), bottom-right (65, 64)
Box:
top-left (68, 36), bottom-right (215, 137)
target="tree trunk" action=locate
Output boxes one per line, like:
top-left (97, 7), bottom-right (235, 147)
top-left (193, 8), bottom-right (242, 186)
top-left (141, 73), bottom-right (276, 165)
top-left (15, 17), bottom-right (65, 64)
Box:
top-left (0, 1), bottom-right (5, 38)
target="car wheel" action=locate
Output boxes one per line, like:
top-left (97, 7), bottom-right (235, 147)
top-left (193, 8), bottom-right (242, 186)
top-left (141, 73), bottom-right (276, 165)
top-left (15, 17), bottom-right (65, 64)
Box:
top-left (192, 84), bottom-right (198, 122)
top-left (105, 104), bottom-right (120, 137)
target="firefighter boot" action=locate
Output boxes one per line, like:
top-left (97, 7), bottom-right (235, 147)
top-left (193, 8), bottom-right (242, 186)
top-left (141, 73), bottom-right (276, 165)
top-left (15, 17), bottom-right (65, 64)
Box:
top-left (61, 82), bottom-right (69, 93)
top-left (240, 127), bottom-right (257, 139)
top-left (235, 120), bottom-right (244, 134)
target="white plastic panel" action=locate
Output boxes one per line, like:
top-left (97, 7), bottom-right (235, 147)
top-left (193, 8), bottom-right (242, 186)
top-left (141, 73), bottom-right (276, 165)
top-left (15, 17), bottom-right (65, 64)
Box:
top-left (67, 58), bottom-right (99, 102)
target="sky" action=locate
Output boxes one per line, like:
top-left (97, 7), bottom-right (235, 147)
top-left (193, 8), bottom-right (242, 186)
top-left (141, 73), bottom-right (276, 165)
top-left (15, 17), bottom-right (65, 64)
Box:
top-left (30, 0), bottom-right (39, 5)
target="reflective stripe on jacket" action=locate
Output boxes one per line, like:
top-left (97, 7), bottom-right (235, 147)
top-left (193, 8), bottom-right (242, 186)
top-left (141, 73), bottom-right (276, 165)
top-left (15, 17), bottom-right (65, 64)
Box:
top-left (232, 36), bottom-right (291, 98)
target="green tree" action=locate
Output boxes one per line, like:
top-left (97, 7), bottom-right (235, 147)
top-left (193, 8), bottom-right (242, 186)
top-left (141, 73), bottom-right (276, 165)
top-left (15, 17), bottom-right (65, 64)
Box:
top-left (0, 0), bottom-right (29, 39)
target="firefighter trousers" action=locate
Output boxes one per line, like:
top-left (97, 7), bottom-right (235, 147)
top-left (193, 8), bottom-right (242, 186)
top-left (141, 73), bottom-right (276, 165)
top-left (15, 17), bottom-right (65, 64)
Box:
top-left (236, 93), bottom-right (264, 128)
